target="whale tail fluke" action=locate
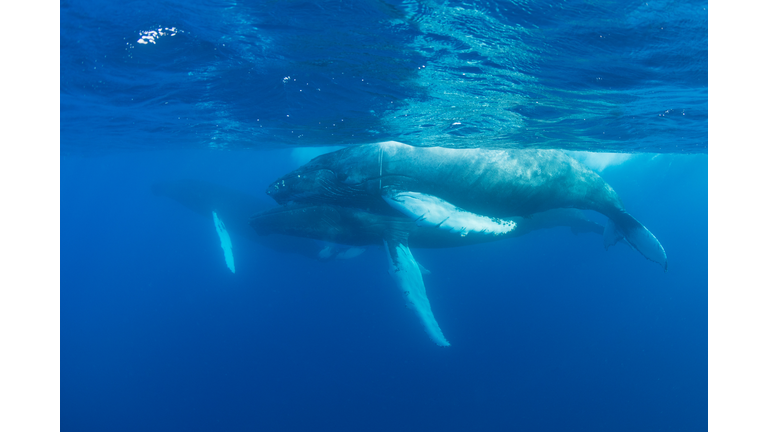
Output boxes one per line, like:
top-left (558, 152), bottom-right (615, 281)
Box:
top-left (605, 211), bottom-right (667, 271)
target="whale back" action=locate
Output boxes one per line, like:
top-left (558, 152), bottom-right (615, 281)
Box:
top-left (376, 143), bottom-right (623, 218)
top-left (267, 141), bottom-right (626, 220)
top-left (270, 142), bottom-right (623, 219)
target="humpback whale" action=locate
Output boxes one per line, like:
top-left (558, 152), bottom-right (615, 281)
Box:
top-left (266, 141), bottom-right (666, 270)
top-left (264, 141), bottom-right (666, 346)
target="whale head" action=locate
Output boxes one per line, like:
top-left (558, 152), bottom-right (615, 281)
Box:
top-left (266, 166), bottom-right (340, 204)
top-left (266, 145), bottom-right (379, 205)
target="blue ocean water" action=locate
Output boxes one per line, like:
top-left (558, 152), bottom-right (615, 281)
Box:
top-left (61, 0), bottom-right (708, 431)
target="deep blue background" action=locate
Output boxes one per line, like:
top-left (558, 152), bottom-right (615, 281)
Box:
top-left (61, 0), bottom-right (707, 430)
top-left (62, 150), bottom-right (706, 431)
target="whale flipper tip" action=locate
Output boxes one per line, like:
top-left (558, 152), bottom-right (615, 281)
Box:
top-left (611, 212), bottom-right (667, 270)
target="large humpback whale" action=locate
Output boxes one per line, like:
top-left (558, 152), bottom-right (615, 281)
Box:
top-left (266, 141), bottom-right (666, 269)
top-left (264, 141), bottom-right (666, 346)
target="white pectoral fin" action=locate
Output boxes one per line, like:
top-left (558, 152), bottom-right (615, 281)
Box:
top-left (212, 211), bottom-right (235, 273)
top-left (384, 239), bottom-right (450, 347)
top-left (383, 191), bottom-right (515, 237)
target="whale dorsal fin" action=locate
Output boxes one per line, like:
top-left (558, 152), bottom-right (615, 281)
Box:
top-left (383, 191), bottom-right (516, 237)
top-left (383, 234), bottom-right (450, 347)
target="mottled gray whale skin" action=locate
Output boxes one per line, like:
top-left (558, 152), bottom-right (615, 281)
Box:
top-left (267, 141), bottom-right (667, 269)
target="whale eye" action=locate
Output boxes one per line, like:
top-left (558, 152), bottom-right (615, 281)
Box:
top-left (336, 173), bottom-right (348, 182)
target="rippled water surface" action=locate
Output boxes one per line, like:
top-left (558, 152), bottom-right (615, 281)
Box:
top-left (61, 0), bottom-right (707, 153)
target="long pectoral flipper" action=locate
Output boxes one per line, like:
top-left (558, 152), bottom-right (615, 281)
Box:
top-left (604, 211), bottom-right (668, 271)
top-left (384, 237), bottom-right (450, 347)
top-left (383, 191), bottom-right (516, 237)
top-left (213, 211), bottom-right (236, 273)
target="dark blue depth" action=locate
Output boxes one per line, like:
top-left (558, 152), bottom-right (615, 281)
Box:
top-left (61, 0), bottom-right (708, 431)
top-left (62, 150), bottom-right (707, 431)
